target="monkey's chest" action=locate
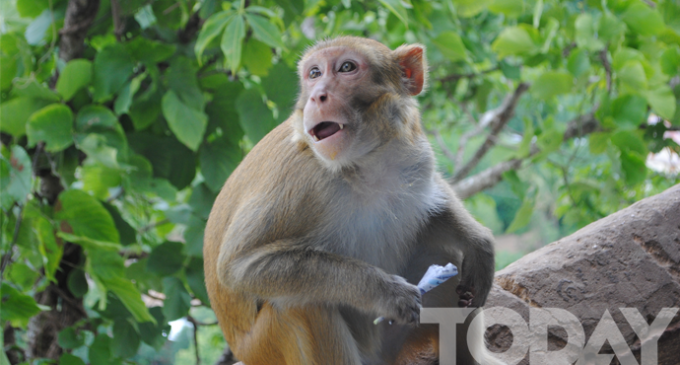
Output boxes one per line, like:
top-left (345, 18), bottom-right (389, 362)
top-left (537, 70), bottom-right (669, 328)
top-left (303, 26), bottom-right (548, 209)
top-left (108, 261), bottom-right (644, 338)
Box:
top-left (317, 189), bottom-right (438, 274)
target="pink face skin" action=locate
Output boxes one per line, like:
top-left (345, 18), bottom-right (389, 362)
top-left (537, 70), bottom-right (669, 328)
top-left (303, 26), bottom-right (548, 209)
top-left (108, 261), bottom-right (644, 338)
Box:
top-left (300, 47), bottom-right (370, 162)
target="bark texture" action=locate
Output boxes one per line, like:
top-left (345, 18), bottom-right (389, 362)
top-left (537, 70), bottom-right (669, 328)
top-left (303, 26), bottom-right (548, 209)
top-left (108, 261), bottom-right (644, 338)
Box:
top-left (485, 183), bottom-right (680, 364)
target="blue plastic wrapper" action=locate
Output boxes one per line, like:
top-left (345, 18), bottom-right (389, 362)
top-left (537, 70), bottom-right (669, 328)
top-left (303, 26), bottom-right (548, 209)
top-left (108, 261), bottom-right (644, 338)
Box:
top-left (374, 263), bottom-right (459, 325)
top-left (416, 262), bottom-right (458, 295)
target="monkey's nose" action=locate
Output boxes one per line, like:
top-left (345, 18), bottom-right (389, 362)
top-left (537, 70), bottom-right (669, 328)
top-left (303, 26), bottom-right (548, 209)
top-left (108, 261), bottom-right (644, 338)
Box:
top-left (311, 90), bottom-right (328, 104)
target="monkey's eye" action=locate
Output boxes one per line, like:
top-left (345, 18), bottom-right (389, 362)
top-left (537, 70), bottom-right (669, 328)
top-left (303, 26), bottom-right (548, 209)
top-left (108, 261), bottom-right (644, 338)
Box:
top-left (339, 61), bottom-right (357, 73)
top-left (309, 67), bottom-right (322, 79)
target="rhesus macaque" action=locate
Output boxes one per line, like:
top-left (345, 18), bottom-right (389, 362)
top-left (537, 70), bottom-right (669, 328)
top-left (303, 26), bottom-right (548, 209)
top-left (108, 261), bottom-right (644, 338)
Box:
top-left (204, 36), bottom-right (501, 365)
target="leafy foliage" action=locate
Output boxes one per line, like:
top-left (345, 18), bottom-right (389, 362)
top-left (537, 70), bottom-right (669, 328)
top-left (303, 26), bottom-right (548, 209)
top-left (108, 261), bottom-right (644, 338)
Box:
top-left (1, 0), bottom-right (679, 363)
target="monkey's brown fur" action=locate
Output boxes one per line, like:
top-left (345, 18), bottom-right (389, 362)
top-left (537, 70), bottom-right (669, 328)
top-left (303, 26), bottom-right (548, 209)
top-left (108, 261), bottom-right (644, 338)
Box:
top-left (204, 37), bottom-right (499, 365)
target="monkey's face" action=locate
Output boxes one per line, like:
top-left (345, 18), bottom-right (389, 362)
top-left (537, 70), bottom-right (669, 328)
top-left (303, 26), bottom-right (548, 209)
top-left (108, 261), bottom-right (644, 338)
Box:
top-left (298, 46), bottom-right (374, 164)
top-left (296, 38), bottom-right (427, 168)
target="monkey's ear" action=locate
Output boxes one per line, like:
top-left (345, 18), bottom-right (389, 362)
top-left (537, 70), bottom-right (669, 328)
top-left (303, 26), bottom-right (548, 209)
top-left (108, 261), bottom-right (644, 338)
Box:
top-left (393, 44), bottom-right (427, 96)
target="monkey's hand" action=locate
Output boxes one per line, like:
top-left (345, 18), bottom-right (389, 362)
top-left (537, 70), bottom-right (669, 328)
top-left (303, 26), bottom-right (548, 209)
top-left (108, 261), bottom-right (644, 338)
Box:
top-left (455, 238), bottom-right (495, 308)
top-left (376, 275), bottom-right (422, 325)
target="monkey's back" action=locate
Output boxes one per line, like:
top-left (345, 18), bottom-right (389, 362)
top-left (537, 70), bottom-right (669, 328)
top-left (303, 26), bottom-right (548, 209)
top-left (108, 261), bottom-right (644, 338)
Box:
top-left (204, 116), bottom-right (329, 362)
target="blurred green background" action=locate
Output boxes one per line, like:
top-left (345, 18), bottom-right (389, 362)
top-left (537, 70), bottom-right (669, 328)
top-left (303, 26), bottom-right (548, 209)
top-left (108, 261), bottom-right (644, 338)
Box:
top-left (1, 0), bottom-right (679, 363)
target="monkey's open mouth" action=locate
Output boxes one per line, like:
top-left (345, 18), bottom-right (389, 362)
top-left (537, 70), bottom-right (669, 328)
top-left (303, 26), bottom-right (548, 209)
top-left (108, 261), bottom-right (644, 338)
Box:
top-left (310, 121), bottom-right (344, 141)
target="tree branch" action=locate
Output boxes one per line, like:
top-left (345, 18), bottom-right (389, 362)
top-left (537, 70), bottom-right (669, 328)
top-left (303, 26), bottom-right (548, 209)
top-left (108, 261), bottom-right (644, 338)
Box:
top-left (110, 0), bottom-right (124, 41)
top-left (450, 83), bottom-right (530, 182)
top-left (438, 66), bottom-right (499, 83)
top-left (599, 49), bottom-right (612, 93)
top-left (425, 128), bottom-right (457, 162)
top-left (58, 0), bottom-right (101, 62)
top-left (451, 113), bottom-right (600, 199)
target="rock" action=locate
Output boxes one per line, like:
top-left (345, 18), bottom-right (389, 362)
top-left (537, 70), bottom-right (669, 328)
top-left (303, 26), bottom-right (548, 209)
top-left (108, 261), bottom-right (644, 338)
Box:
top-left (485, 184), bottom-right (680, 364)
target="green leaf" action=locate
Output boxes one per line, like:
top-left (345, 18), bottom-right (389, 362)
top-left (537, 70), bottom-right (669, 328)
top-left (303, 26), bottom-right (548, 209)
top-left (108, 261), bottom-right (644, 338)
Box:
top-left (67, 269), bottom-right (89, 298)
top-left (611, 130), bottom-right (647, 155)
top-left (128, 133), bottom-right (196, 190)
top-left (147, 241), bottom-right (186, 276)
top-left (612, 94), bottom-right (647, 129)
top-left (152, 0), bottom-right (183, 29)
top-left (618, 60), bottom-right (647, 90)
top-left (0, 97), bottom-right (51, 137)
top-left (531, 71), bottom-right (573, 100)
top-left (79, 134), bottom-right (120, 168)
top-left (166, 57), bottom-right (206, 111)
top-left (186, 257), bottom-right (210, 304)
top-left (245, 13), bottom-right (286, 49)
top-left (16, 0), bottom-right (49, 18)
top-left (236, 89), bottom-right (277, 143)
top-left (56, 59), bottom-right (93, 101)
top-left (588, 132), bottom-right (610, 155)
top-left (660, 47), bottom-right (680, 76)
top-left (488, 0), bottom-right (524, 17)
top-left (0, 145), bottom-right (32, 209)
top-left (184, 215), bottom-right (207, 257)
top-left (452, 0), bottom-right (493, 18)
top-left (111, 319), bottom-right (141, 358)
top-left (92, 44), bottom-right (135, 102)
top-left (188, 183), bottom-right (217, 220)
top-left (491, 26), bottom-right (537, 59)
top-left (378, 0), bottom-right (409, 26)
top-left (105, 276), bottom-right (155, 323)
top-left (58, 327), bottom-right (86, 349)
top-left (162, 277), bottom-right (192, 321)
top-left (273, 0), bottom-right (304, 22)
top-left (81, 163), bottom-right (122, 199)
top-left (102, 202), bottom-right (136, 246)
top-left (139, 307), bottom-right (167, 350)
top-left (622, 1), bottom-right (665, 36)
top-left (221, 15), bottom-right (245, 72)
top-left (536, 128), bottom-right (563, 155)
top-left (506, 195), bottom-right (535, 233)
top-left (57, 232), bottom-right (121, 252)
top-left (125, 37), bottom-right (176, 64)
top-left (575, 13), bottom-right (604, 51)
top-left (161, 90), bottom-right (208, 151)
top-left (26, 104), bottom-right (74, 152)
top-left (566, 48), bottom-right (590, 78)
top-left (0, 283), bottom-right (42, 326)
top-left (76, 105), bottom-right (118, 132)
top-left (261, 63), bottom-right (299, 122)
top-left (58, 353), bottom-right (86, 365)
top-left (432, 31), bottom-right (468, 62)
top-left (599, 13), bottom-right (627, 44)
top-left (89, 335), bottom-right (114, 365)
top-left (56, 189), bottom-right (120, 242)
top-left (195, 10), bottom-right (232, 60)
top-left (11, 78), bottom-right (60, 101)
top-left (620, 150), bottom-right (647, 186)
top-left (200, 137), bottom-right (242, 192)
top-left (0, 54), bottom-right (17, 91)
top-left (243, 38), bottom-right (273, 76)
top-left (204, 81), bottom-right (244, 144)
top-left (641, 85), bottom-right (676, 120)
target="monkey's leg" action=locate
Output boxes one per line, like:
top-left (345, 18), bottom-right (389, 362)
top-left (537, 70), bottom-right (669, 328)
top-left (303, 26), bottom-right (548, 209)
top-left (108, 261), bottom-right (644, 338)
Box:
top-left (237, 302), bottom-right (363, 365)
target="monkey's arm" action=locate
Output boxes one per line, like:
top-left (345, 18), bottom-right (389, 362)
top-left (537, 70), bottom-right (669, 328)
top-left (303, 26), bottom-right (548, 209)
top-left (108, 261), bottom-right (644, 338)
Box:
top-left (218, 242), bottom-right (422, 324)
top-left (434, 177), bottom-right (496, 307)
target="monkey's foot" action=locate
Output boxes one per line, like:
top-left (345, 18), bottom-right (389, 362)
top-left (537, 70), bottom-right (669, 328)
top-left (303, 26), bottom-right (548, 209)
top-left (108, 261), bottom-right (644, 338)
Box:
top-left (456, 285), bottom-right (475, 307)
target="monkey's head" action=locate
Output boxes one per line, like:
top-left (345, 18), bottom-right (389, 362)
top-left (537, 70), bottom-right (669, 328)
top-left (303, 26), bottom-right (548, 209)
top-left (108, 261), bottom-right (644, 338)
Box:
top-left (294, 36), bottom-right (427, 168)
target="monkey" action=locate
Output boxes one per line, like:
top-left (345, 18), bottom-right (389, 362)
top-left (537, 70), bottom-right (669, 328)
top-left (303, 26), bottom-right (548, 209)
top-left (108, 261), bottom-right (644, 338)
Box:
top-left (204, 36), bottom-right (502, 365)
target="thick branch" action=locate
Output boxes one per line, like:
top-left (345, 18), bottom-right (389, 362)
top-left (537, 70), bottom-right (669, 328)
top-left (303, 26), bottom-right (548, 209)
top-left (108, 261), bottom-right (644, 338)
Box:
top-left (451, 83), bottom-right (530, 182)
top-left (58, 0), bottom-right (101, 62)
top-left (178, 11), bottom-right (203, 43)
top-left (451, 113), bottom-right (601, 199)
top-left (110, 0), bottom-right (124, 41)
